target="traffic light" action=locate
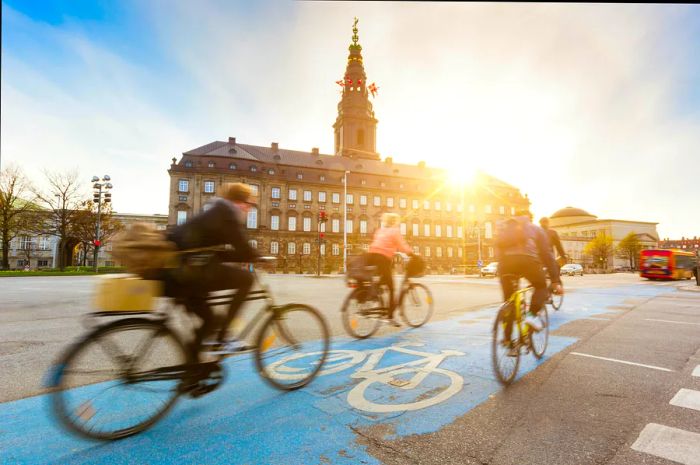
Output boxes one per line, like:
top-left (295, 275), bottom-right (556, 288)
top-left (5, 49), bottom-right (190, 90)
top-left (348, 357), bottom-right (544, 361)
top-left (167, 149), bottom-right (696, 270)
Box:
top-left (318, 211), bottom-right (328, 223)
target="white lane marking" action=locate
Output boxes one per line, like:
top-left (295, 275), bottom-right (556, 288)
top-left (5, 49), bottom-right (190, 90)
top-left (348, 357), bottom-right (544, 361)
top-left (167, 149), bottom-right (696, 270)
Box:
top-left (631, 423), bottom-right (700, 465)
top-left (644, 318), bottom-right (700, 326)
top-left (570, 352), bottom-right (673, 372)
top-left (693, 365), bottom-right (700, 377)
top-left (670, 389), bottom-right (700, 412)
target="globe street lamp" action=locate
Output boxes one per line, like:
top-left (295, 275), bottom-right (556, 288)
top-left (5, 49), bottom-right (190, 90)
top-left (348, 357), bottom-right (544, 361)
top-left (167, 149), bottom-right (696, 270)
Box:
top-left (91, 175), bottom-right (112, 273)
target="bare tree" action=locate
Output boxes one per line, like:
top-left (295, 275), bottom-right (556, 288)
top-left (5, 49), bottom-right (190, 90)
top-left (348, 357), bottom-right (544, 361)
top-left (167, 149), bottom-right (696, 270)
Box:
top-left (0, 164), bottom-right (37, 269)
top-left (72, 200), bottom-right (123, 266)
top-left (32, 170), bottom-right (86, 271)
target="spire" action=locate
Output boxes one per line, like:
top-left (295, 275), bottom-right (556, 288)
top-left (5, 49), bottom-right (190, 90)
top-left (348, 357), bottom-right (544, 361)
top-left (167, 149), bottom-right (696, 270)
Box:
top-left (333, 18), bottom-right (379, 160)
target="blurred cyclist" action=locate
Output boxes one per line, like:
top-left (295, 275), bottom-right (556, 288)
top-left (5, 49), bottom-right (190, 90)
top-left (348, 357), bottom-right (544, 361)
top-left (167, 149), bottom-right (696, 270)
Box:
top-left (539, 216), bottom-right (567, 266)
top-left (367, 212), bottom-right (413, 326)
top-left (496, 210), bottom-right (563, 332)
top-left (166, 182), bottom-right (259, 359)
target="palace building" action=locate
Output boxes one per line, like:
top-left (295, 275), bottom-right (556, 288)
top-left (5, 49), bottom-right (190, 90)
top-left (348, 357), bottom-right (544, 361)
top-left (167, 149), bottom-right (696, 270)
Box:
top-left (167, 21), bottom-right (530, 273)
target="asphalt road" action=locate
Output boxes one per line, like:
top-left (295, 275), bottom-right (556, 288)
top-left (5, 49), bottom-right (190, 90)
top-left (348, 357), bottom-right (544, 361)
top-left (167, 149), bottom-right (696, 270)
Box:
top-left (1, 273), bottom-right (698, 465)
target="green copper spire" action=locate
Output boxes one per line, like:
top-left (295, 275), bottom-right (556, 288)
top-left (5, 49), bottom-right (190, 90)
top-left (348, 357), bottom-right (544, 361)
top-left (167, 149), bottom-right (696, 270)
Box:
top-left (349, 17), bottom-right (362, 53)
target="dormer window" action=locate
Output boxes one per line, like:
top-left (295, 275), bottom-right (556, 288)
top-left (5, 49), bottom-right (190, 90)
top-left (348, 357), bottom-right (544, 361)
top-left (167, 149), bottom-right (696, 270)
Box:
top-left (208, 161), bottom-right (215, 168)
top-left (184, 161), bottom-right (193, 168)
top-left (297, 173), bottom-right (303, 180)
top-left (268, 169), bottom-right (275, 175)
top-left (319, 175), bottom-right (326, 181)
top-left (229, 163), bottom-right (237, 170)
top-left (250, 166), bottom-right (257, 172)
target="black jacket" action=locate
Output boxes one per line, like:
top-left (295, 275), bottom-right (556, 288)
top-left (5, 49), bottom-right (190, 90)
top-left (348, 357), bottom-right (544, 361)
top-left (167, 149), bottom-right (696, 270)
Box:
top-left (545, 228), bottom-right (566, 259)
top-left (168, 198), bottom-right (258, 262)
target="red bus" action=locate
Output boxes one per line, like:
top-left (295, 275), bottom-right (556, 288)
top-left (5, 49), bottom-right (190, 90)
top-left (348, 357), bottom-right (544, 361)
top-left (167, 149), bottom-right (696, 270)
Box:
top-left (640, 249), bottom-right (697, 280)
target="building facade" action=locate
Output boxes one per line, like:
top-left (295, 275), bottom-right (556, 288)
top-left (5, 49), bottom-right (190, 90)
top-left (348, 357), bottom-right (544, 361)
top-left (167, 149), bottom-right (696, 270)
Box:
top-left (659, 236), bottom-right (700, 254)
top-left (167, 22), bottom-right (531, 274)
top-left (548, 207), bottom-right (659, 270)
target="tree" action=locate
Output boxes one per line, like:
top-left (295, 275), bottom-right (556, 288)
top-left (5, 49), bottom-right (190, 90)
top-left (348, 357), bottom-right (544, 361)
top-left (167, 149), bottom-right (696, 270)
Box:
top-left (0, 164), bottom-right (37, 269)
top-left (31, 170), bottom-right (86, 270)
top-left (583, 233), bottom-right (614, 271)
top-left (616, 232), bottom-right (642, 270)
top-left (71, 201), bottom-right (123, 266)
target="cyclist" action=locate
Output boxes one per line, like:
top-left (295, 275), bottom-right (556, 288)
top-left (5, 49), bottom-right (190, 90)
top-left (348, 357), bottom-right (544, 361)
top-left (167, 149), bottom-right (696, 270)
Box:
top-left (366, 212), bottom-right (413, 326)
top-left (539, 216), bottom-right (567, 266)
top-left (165, 182), bottom-right (260, 359)
top-left (496, 210), bottom-right (563, 333)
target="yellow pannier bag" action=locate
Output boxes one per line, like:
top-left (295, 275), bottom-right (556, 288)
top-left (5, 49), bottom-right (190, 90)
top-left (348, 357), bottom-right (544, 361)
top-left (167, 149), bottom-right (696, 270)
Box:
top-left (93, 274), bottom-right (163, 312)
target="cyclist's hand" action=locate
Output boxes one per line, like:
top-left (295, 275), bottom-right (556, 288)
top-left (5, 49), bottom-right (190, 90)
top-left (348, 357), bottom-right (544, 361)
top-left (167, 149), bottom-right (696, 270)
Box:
top-left (552, 283), bottom-right (564, 295)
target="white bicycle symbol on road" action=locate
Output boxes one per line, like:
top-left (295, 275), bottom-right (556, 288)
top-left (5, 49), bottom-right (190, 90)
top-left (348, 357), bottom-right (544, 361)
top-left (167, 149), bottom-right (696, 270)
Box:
top-left (267, 341), bottom-right (465, 413)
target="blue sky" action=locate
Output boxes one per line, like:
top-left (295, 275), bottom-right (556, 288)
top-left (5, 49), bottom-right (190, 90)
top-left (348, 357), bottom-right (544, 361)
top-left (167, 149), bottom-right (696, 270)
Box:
top-left (2, 1), bottom-right (699, 239)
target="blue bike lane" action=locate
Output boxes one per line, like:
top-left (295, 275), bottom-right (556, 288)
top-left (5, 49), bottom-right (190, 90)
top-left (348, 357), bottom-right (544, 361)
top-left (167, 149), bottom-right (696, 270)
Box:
top-left (0, 284), bottom-right (671, 465)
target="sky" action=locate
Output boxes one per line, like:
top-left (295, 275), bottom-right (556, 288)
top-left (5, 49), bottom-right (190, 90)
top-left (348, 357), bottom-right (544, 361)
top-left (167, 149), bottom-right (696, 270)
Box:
top-left (2, 0), bottom-right (699, 239)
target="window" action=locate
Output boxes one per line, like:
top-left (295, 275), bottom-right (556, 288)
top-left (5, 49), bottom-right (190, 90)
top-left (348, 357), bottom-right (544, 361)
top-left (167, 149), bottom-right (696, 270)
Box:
top-left (288, 189), bottom-right (297, 201)
top-left (447, 247), bottom-right (453, 258)
top-left (228, 163), bottom-right (237, 170)
top-left (303, 217), bottom-right (311, 232)
top-left (204, 181), bottom-right (215, 193)
top-left (318, 191), bottom-right (327, 203)
top-left (178, 179), bottom-right (189, 192)
top-left (386, 197), bottom-right (394, 208)
top-left (412, 246), bottom-right (420, 255)
top-left (424, 246), bottom-right (431, 257)
top-left (185, 161), bottom-right (193, 168)
top-left (412, 199), bottom-right (419, 209)
top-left (268, 169), bottom-right (275, 175)
top-left (446, 225), bottom-right (453, 238)
top-left (511, 206), bottom-right (516, 215)
top-left (499, 206), bottom-right (505, 215)
top-left (488, 247), bottom-right (494, 258)
top-left (19, 235), bottom-right (33, 249)
top-left (457, 226), bottom-right (463, 238)
top-left (412, 223), bottom-right (419, 236)
top-left (297, 173), bottom-right (303, 180)
top-left (469, 205), bottom-right (476, 213)
top-left (177, 211), bottom-right (187, 225)
top-left (39, 237), bottom-right (49, 250)
top-left (332, 243), bottom-right (340, 255)
top-left (288, 216), bottom-right (297, 231)
top-left (373, 196), bottom-right (381, 207)
top-left (271, 215), bottom-right (280, 231)
top-left (270, 241), bottom-right (279, 255)
top-left (346, 219), bottom-right (353, 233)
top-left (303, 243), bottom-right (311, 255)
top-left (332, 219), bottom-right (340, 233)
top-left (485, 221), bottom-right (493, 239)
top-left (271, 187), bottom-right (281, 199)
top-left (399, 183), bottom-right (404, 189)
top-left (288, 242), bottom-right (296, 255)
top-left (248, 184), bottom-right (259, 196)
top-left (361, 179), bottom-right (367, 185)
top-left (319, 175), bottom-right (326, 182)
top-left (208, 161), bottom-right (215, 168)
top-left (435, 224), bottom-right (442, 237)
top-left (246, 207), bottom-right (258, 229)
top-left (446, 202), bottom-right (452, 212)
top-left (485, 205), bottom-right (492, 214)
top-left (424, 224), bottom-right (431, 237)
top-left (458, 247), bottom-right (463, 258)
top-left (319, 221), bottom-right (326, 232)
top-left (332, 193), bottom-right (340, 204)
top-left (400, 223), bottom-right (407, 235)
top-left (303, 190), bottom-right (312, 202)
top-left (250, 166), bottom-right (257, 172)
top-left (360, 220), bottom-right (368, 234)
top-left (399, 198), bottom-right (407, 209)
top-left (423, 200), bottom-right (430, 210)
top-left (179, 195), bottom-right (188, 202)
top-left (346, 194), bottom-right (354, 205)
top-left (435, 201), bottom-right (441, 211)
top-left (249, 240), bottom-right (258, 249)
top-left (360, 195), bottom-right (367, 206)
top-left (38, 260), bottom-right (49, 267)
top-left (320, 244), bottom-right (326, 255)
top-left (436, 247), bottom-right (442, 258)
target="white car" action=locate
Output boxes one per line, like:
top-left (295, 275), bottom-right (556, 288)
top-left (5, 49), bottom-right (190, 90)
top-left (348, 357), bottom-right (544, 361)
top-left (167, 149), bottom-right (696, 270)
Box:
top-left (561, 263), bottom-right (584, 276)
top-left (480, 262), bottom-right (499, 277)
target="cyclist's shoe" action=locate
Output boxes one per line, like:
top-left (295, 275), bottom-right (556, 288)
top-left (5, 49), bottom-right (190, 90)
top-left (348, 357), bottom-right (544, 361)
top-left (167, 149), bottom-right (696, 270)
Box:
top-left (381, 317), bottom-right (401, 327)
top-left (524, 315), bottom-right (542, 332)
top-left (202, 337), bottom-right (250, 355)
top-left (502, 340), bottom-right (519, 357)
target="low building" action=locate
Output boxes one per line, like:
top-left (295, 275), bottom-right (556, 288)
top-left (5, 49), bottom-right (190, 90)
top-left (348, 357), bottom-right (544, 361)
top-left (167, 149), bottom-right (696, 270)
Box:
top-left (548, 207), bottom-right (659, 270)
top-left (659, 236), bottom-right (700, 254)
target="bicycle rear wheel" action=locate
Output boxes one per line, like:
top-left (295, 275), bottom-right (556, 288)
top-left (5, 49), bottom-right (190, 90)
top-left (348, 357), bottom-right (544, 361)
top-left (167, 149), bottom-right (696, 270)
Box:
top-left (529, 306), bottom-right (549, 359)
top-left (49, 318), bottom-right (188, 440)
top-left (255, 304), bottom-right (330, 390)
top-left (399, 283), bottom-right (434, 327)
top-left (341, 287), bottom-right (382, 339)
top-left (492, 303), bottom-right (520, 386)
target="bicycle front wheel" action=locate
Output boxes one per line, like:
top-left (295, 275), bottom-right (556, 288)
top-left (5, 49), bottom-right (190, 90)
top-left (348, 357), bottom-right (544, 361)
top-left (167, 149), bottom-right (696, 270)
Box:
top-left (491, 303), bottom-right (520, 386)
top-left (529, 306), bottom-right (549, 359)
top-left (255, 304), bottom-right (330, 390)
top-left (341, 287), bottom-right (382, 339)
top-left (399, 283), bottom-right (434, 328)
top-left (49, 318), bottom-right (188, 440)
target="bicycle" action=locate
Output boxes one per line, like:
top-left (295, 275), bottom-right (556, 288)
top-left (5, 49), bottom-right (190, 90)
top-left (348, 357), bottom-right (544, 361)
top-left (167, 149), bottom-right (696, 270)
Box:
top-left (341, 254), bottom-right (433, 339)
top-left (46, 256), bottom-right (330, 441)
top-left (546, 279), bottom-right (563, 311)
top-left (491, 275), bottom-right (550, 385)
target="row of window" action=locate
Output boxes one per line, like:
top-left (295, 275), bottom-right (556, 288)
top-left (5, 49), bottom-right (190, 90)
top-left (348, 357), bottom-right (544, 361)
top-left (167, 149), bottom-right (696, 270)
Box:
top-left (177, 180), bottom-right (261, 196)
top-left (259, 241), bottom-right (493, 259)
top-left (9, 236), bottom-right (53, 250)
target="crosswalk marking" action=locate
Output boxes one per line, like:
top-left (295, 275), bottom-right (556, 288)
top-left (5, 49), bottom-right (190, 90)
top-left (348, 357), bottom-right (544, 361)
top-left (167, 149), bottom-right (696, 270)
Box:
top-left (670, 388), bottom-right (700, 412)
top-left (631, 423), bottom-right (700, 465)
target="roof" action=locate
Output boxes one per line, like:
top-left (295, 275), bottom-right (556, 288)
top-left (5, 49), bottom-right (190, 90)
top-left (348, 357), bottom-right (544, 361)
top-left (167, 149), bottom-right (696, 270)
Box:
top-left (551, 206), bottom-right (596, 219)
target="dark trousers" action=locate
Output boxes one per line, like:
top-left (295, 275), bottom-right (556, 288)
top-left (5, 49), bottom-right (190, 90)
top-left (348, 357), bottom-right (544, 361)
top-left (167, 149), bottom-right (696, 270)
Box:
top-left (365, 253), bottom-right (396, 317)
top-left (166, 262), bottom-right (254, 358)
top-left (498, 255), bottom-right (548, 316)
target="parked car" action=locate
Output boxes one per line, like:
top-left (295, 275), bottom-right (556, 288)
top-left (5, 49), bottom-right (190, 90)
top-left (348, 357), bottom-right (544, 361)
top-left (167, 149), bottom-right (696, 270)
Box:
top-left (480, 262), bottom-right (499, 277)
top-left (561, 263), bottom-right (584, 276)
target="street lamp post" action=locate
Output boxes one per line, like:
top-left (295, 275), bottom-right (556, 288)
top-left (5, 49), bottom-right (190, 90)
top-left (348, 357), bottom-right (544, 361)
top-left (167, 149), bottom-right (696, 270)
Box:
top-left (91, 175), bottom-right (112, 273)
top-left (343, 170), bottom-right (350, 274)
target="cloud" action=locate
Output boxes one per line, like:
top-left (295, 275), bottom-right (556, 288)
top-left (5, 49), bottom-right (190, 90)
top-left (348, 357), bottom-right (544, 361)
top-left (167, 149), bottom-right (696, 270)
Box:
top-left (2, 2), bottom-right (698, 238)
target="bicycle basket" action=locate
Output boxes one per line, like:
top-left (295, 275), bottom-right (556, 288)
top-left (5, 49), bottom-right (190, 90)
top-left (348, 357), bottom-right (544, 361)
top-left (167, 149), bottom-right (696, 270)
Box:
top-left (405, 255), bottom-right (426, 278)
